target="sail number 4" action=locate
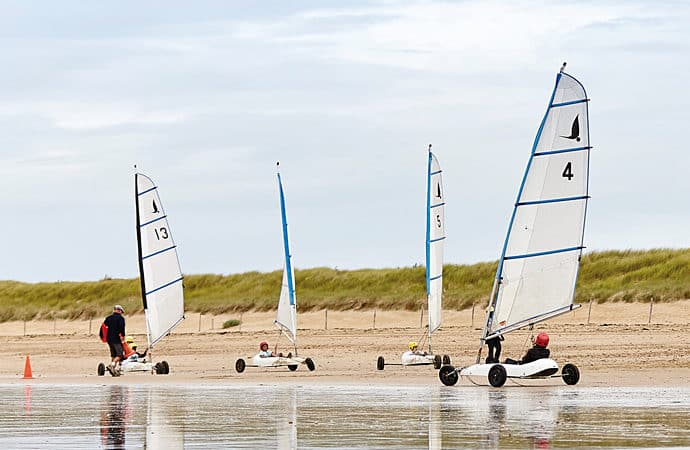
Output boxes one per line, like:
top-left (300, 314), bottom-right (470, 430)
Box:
top-left (154, 227), bottom-right (169, 240)
top-left (562, 162), bottom-right (574, 181)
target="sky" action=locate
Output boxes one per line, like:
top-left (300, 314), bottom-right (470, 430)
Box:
top-left (0, 0), bottom-right (688, 283)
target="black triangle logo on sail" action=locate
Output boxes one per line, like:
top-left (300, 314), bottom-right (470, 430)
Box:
top-left (436, 183), bottom-right (442, 199)
top-left (560, 114), bottom-right (581, 142)
top-left (152, 199), bottom-right (159, 214)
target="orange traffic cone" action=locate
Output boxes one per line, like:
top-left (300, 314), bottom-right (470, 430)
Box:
top-left (23, 355), bottom-right (33, 379)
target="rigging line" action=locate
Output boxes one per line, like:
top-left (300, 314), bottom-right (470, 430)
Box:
top-left (138, 186), bottom-right (157, 196)
top-left (140, 215), bottom-right (168, 227)
top-left (142, 245), bottom-right (177, 260)
top-left (430, 169), bottom-right (442, 176)
top-left (430, 202), bottom-right (445, 209)
top-left (429, 274), bottom-right (442, 281)
top-left (429, 237), bottom-right (446, 243)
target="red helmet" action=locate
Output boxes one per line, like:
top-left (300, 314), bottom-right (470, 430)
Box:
top-left (259, 341), bottom-right (268, 350)
top-left (534, 332), bottom-right (549, 348)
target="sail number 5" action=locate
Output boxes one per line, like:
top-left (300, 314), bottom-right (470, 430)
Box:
top-left (154, 227), bottom-right (169, 240)
top-left (562, 162), bottom-right (574, 181)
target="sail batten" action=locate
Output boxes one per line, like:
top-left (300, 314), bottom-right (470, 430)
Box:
top-left (135, 173), bottom-right (185, 348)
top-left (426, 148), bottom-right (445, 337)
top-left (551, 98), bottom-right (589, 108)
top-left (504, 246), bottom-right (584, 260)
top-left (483, 69), bottom-right (591, 339)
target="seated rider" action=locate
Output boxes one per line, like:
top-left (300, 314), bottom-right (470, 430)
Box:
top-left (258, 341), bottom-right (290, 358)
top-left (129, 339), bottom-right (148, 359)
top-left (407, 341), bottom-right (427, 355)
top-left (122, 336), bottom-right (147, 362)
top-left (504, 332), bottom-right (550, 365)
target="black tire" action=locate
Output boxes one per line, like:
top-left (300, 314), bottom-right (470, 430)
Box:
top-left (562, 363), bottom-right (580, 385)
top-left (442, 355), bottom-right (451, 366)
top-left (305, 357), bottom-right (315, 371)
top-left (488, 364), bottom-right (507, 387)
top-left (161, 360), bottom-right (170, 375)
top-left (154, 362), bottom-right (162, 374)
top-left (288, 365), bottom-right (298, 371)
top-left (439, 365), bottom-right (459, 386)
top-left (433, 354), bottom-right (442, 369)
top-left (235, 358), bottom-right (246, 373)
top-left (97, 363), bottom-right (105, 376)
top-left (377, 356), bottom-right (385, 371)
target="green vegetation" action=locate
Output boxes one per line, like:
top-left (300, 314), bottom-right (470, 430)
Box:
top-left (1, 249), bottom-right (689, 322)
top-left (222, 319), bottom-right (241, 329)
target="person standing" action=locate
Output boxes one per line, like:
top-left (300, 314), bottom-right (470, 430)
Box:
top-left (103, 305), bottom-right (126, 375)
top-left (485, 334), bottom-right (504, 364)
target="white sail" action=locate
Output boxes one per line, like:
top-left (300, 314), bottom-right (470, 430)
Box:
top-left (275, 169), bottom-right (297, 344)
top-left (486, 67), bottom-right (590, 338)
top-left (426, 148), bottom-right (445, 336)
top-left (135, 173), bottom-right (185, 347)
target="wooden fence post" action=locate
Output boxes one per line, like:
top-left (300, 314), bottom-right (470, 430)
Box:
top-left (211, 316), bottom-right (214, 330)
top-left (373, 310), bottom-right (377, 329)
top-left (89, 318), bottom-right (92, 335)
top-left (198, 313), bottom-right (202, 332)
top-left (648, 296), bottom-right (654, 325)
top-left (325, 309), bottom-right (328, 330)
top-left (587, 298), bottom-right (593, 325)
top-left (420, 305), bottom-right (424, 328)
top-left (471, 303), bottom-right (476, 328)
top-left (23, 320), bottom-right (26, 337)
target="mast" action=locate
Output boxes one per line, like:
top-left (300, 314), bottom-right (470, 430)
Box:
top-left (275, 162), bottom-right (298, 353)
top-left (134, 172), bottom-right (151, 350)
top-left (425, 145), bottom-right (431, 352)
top-left (476, 63), bottom-right (590, 362)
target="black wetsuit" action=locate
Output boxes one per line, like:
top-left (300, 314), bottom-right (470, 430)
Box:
top-left (505, 346), bottom-right (550, 365)
top-left (485, 335), bottom-right (504, 364)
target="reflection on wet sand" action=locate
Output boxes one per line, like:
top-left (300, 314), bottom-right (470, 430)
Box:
top-left (0, 385), bottom-right (689, 448)
top-left (100, 386), bottom-right (128, 449)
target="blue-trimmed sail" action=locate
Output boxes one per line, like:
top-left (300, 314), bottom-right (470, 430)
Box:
top-left (426, 148), bottom-right (445, 335)
top-left (135, 173), bottom-right (185, 347)
top-left (485, 66), bottom-right (590, 339)
top-left (275, 167), bottom-right (297, 344)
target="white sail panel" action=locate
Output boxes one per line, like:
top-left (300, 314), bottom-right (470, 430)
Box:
top-left (136, 173), bottom-right (185, 346)
top-left (504, 201), bottom-right (586, 257)
top-left (427, 152), bottom-right (444, 334)
top-left (275, 171), bottom-right (297, 343)
top-left (276, 262), bottom-right (296, 342)
top-left (489, 70), bottom-right (590, 336)
top-left (493, 252), bottom-right (581, 332)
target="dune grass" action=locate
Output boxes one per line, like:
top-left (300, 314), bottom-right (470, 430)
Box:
top-left (1, 249), bottom-right (689, 322)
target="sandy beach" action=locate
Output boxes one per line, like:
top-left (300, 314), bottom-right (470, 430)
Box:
top-left (1, 300), bottom-right (689, 387)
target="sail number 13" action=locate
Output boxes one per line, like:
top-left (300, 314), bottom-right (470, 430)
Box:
top-left (154, 227), bottom-right (169, 240)
top-left (562, 162), bottom-right (574, 181)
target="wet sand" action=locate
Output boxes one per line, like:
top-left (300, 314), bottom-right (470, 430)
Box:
top-left (0, 300), bottom-right (689, 387)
